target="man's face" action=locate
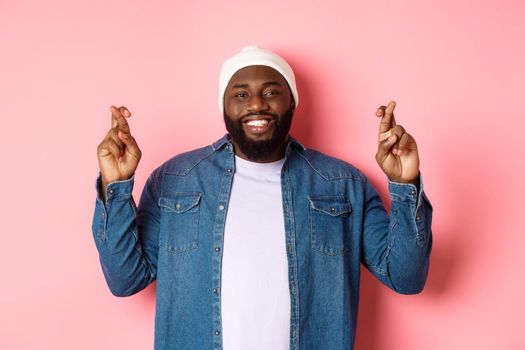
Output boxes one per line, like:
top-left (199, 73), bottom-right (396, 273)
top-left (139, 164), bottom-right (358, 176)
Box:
top-left (223, 65), bottom-right (295, 162)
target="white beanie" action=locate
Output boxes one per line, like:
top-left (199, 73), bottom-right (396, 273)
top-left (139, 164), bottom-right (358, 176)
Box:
top-left (218, 45), bottom-right (299, 113)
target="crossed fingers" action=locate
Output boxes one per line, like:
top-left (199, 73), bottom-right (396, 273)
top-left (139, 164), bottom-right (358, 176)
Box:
top-left (377, 101), bottom-right (397, 141)
top-left (376, 101), bottom-right (412, 156)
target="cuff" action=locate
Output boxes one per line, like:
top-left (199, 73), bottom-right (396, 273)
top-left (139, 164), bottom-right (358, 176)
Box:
top-left (95, 172), bottom-right (135, 206)
top-left (388, 174), bottom-right (424, 206)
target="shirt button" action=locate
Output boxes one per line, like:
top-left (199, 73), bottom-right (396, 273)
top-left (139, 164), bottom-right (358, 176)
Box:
top-left (175, 203), bottom-right (181, 210)
top-left (108, 189), bottom-right (114, 194)
top-left (214, 330), bottom-right (220, 336)
top-left (411, 189), bottom-right (416, 195)
top-left (219, 204), bottom-right (225, 211)
top-left (213, 288), bottom-right (218, 293)
top-left (416, 214), bottom-right (421, 221)
top-left (330, 207), bottom-right (336, 213)
top-left (214, 247), bottom-right (221, 252)
top-left (226, 168), bottom-right (232, 173)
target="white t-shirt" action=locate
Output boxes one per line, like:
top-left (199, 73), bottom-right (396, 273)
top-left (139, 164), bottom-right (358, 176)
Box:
top-left (221, 155), bottom-right (290, 349)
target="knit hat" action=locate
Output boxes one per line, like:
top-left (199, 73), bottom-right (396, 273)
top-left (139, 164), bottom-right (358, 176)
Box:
top-left (218, 45), bottom-right (299, 113)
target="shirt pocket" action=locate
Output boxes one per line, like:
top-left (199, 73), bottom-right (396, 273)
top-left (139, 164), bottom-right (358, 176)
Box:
top-left (308, 196), bottom-right (352, 256)
top-left (158, 192), bottom-right (202, 254)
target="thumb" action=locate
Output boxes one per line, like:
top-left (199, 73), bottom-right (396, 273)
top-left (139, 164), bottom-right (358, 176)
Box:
top-left (118, 131), bottom-right (141, 157)
top-left (118, 130), bottom-right (134, 144)
top-left (376, 134), bottom-right (397, 161)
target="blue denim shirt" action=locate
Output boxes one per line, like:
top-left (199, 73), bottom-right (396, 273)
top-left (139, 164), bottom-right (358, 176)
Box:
top-left (92, 134), bottom-right (433, 350)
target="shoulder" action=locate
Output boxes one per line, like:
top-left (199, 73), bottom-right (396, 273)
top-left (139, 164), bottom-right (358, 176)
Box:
top-left (150, 135), bottom-right (229, 177)
top-left (292, 146), bottom-right (365, 182)
top-left (158, 145), bottom-right (216, 176)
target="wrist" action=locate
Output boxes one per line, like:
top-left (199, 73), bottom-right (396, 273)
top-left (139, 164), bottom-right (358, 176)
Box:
top-left (388, 172), bottom-right (420, 185)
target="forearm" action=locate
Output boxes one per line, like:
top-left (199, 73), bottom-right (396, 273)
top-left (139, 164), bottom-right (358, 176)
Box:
top-left (384, 178), bottom-right (433, 293)
top-left (362, 175), bottom-right (433, 294)
top-left (92, 173), bottom-right (156, 297)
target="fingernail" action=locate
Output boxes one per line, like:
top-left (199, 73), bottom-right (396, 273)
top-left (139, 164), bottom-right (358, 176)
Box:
top-left (388, 135), bottom-right (396, 142)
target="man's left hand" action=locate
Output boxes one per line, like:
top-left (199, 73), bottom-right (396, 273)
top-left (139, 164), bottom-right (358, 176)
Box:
top-left (375, 101), bottom-right (420, 184)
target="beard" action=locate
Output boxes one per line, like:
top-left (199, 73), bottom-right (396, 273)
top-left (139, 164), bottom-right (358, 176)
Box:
top-left (223, 107), bottom-right (294, 162)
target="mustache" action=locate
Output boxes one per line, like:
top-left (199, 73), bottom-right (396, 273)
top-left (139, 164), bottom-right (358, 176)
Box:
top-left (241, 111), bottom-right (278, 119)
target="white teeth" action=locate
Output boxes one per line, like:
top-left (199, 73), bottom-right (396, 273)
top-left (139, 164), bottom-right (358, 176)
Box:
top-left (246, 119), bottom-right (269, 126)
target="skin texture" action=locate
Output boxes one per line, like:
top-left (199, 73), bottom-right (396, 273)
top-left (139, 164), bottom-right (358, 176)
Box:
top-left (375, 101), bottom-right (420, 184)
top-left (97, 105), bottom-right (141, 202)
top-left (96, 69), bottom-right (420, 201)
top-left (223, 65), bottom-right (295, 162)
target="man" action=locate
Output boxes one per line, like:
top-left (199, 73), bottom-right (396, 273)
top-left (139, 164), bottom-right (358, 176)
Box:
top-left (93, 46), bottom-right (432, 350)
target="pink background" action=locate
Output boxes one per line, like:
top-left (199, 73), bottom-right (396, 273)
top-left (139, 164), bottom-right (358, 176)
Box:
top-left (1, 0), bottom-right (524, 349)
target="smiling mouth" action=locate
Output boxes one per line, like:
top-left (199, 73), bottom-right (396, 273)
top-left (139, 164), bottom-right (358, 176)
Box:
top-left (242, 116), bottom-right (274, 135)
top-left (242, 114), bottom-right (274, 123)
top-left (245, 119), bottom-right (269, 126)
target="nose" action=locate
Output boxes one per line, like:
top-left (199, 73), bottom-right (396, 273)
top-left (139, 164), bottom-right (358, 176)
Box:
top-left (246, 94), bottom-right (269, 113)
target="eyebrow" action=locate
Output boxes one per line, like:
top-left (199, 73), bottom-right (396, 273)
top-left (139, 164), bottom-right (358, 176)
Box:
top-left (231, 81), bottom-right (283, 89)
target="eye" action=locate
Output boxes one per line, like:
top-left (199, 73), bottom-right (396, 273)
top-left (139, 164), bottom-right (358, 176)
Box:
top-left (234, 91), bottom-right (248, 98)
top-left (264, 90), bottom-right (281, 97)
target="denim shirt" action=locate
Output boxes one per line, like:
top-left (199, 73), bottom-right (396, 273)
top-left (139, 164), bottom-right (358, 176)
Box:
top-left (92, 134), bottom-right (433, 350)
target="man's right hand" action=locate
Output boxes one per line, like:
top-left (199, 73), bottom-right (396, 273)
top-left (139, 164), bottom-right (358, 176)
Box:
top-left (97, 105), bottom-right (141, 200)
